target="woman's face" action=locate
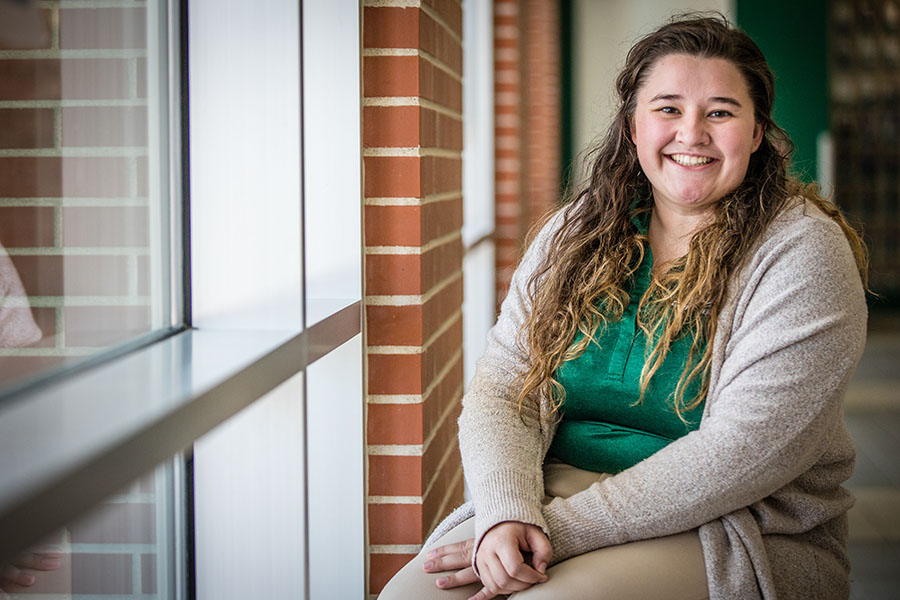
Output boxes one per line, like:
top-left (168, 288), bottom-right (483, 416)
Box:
top-left (630, 54), bottom-right (763, 217)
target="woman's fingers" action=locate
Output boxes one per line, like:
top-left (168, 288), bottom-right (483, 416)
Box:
top-left (524, 527), bottom-right (552, 574)
top-left (468, 586), bottom-right (502, 600)
top-left (0, 563), bottom-right (35, 587)
top-left (434, 566), bottom-right (479, 589)
top-left (423, 538), bottom-right (474, 572)
top-left (496, 544), bottom-right (546, 585)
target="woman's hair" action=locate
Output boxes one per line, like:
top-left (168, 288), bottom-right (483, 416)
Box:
top-left (517, 13), bottom-right (868, 420)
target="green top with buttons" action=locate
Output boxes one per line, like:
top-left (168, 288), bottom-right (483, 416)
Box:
top-left (547, 215), bottom-right (706, 474)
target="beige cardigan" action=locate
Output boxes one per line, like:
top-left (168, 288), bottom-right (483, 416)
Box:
top-left (428, 199), bottom-right (867, 599)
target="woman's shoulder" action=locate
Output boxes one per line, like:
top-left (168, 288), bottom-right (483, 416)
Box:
top-left (757, 196), bottom-right (857, 261)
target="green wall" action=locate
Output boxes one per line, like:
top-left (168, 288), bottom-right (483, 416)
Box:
top-left (737, 0), bottom-right (829, 182)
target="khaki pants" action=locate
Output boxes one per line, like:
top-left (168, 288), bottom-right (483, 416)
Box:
top-left (379, 463), bottom-right (709, 599)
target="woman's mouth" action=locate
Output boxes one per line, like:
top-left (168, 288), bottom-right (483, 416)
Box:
top-left (668, 154), bottom-right (716, 167)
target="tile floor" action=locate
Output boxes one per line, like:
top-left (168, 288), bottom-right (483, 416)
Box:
top-left (846, 309), bottom-right (900, 599)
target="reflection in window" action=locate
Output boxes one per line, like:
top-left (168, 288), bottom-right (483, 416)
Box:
top-left (0, 0), bottom-right (172, 389)
top-left (0, 463), bottom-right (178, 599)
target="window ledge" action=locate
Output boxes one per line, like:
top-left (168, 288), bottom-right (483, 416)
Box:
top-left (0, 300), bottom-right (360, 562)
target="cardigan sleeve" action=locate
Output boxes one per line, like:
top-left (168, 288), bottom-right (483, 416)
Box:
top-left (540, 206), bottom-right (867, 563)
top-left (457, 211), bottom-right (566, 559)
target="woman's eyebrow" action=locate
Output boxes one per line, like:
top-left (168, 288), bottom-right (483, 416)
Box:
top-left (648, 93), bottom-right (743, 108)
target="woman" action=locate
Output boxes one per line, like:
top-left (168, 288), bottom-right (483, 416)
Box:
top-left (380, 13), bottom-right (867, 600)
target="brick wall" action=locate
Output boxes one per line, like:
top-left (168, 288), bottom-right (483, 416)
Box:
top-left (362, 0), bottom-right (465, 595)
top-left (493, 0), bottom-right (561, 305)
top-left (0, 0), bottom-right (151, 384)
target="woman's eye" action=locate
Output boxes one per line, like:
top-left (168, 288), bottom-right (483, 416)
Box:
top-left (709, 110), bottom-right (733, 118)
top-left (659, 106), bottom-right (679, 114)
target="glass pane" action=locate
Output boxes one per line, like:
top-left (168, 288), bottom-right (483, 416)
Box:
top-left (0, 0), bottom-right (174, 390)
top-left (0, 459), bottom-right (182, 599)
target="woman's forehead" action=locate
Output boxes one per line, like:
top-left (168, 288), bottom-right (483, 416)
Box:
top-left (638, 54), bottom-right (751, 101)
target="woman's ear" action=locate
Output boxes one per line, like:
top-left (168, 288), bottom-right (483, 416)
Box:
top-left (751, 122), bottom-right (764, 152)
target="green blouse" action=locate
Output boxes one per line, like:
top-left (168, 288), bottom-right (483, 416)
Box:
top-left (548, 229), bottom-right (706, 474)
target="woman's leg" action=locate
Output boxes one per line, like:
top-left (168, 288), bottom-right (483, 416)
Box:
top-left (513, 462), bottom-right (708, 600)
top-left (378, 517), bottom-right (481, 600)
top-left (510, 529), bottom-right (708, 600)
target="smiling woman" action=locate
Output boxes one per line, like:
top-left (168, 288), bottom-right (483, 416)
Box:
top-left (380, 13), bottom-right (869, 600)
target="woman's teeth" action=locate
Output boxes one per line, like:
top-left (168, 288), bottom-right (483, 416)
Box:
top-left (669, 154), bottom-right (714, 166)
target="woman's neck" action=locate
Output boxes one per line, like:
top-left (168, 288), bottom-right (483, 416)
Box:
top-left (648, 204), bottom-right (714, 270)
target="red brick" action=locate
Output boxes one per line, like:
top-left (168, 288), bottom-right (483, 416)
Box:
top-left (136, 57), bottom-right (147, 98)
top-left (364, 156), bottom-right (420, 198)
top-left (420, 108), bottom-right (462, 151)
top-left (365, 204), bottom-right (421, 246)
top-left (422, 275), bottom-right (462, 339)
top-left (369, 454), bottom-right (422, 496)
top-left (418, 60), bottom-right (462, 113)
top-left (0, 8), bottom-right (52, 50)
top-left (363, 105), bottom-right (420, 148)
top-left (421, 237), bottom-right (462, 290)
top-left (420, 156), bottom-right (461, 196)
top-left (72, 553), bottom-right (132, 594)
top-left (423, 0), bottom-right (462, 37)
top-left (421, 197), bottom-right (462, 243)
top-left (370, 553), bottom-right (417, 594)
top-left (0, 206), bottom-right (55, 247)
top-left (64, 305), bottom-right (151, 347)
top-left (363, 7), bottom-right (419, 48)
top-left (70, 502), bottom-right (155, 543)
top-left (10, 255), bottom-right (133, 296)
top-left (62, 106), bottom-right (148, 147)
top-left (0, 356), bottom-right (70, 385)
top-left (422, 353), bottom-right (463, 430)
top-left (422, 402), bottom-right (461, 485)
top-left (0, 59), bottom-right (131, 100)
top-left (364, 55), bottom-right (419, 98)
top-left (0, 108), bottom-right (54, 148)
top-left (62, 206), bottom-right (149, 247)
top-left (367, 404), bottom-right (424, 445)
top-left (59, 7), bottom-right (147, 49)
top-left (420, 11), bottom-right (463, 75)
top-left (421, 314), bottom-right (462, 385)
top-left (367, 304), bottom-right (424, 346)
top-left (368, 352), bottom-right (422, 395)
top-left (366, 253), bottom-right (421, 295)
top-left (0, 157), bottom-right (131, 197)
top-left (368, 503), bottom-right (423, 544)
top-left (30, 306), bottom-right (57, 348)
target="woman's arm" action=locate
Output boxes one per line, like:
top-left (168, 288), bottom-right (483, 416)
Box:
top-left (540, 209), bottom-right (867, 563)
top-left (457, 211), bottom-right (566, 562)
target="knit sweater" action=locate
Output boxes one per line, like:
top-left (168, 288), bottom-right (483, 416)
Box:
top-left (427, 198), bottom-right (867, 600)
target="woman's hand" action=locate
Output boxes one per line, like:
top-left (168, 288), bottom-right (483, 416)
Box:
top-left (0, 550), bottom-right (64, 595)
top-left (473, 522), bottom-right (550, 599)
top-left (423, 522), bottom-right (551, 599)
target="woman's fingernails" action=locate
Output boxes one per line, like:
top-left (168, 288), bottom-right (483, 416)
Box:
top-left (424, 561), bottom-right (433, 570)
top-left (426, 550), bottom-right (435, 559)
top-left (23, 575), bottom-right (35, 585)
top-left (437, 577), bottom-right (448, 587)
top-left (41, 557), bottom-right (62, 569)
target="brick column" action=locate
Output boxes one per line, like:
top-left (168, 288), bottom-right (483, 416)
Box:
top-left (493, 0), bottom-right (561, 305)
top-left (492, 0), bottom-right (523, 305)
top-left (361, 1), bottom-right (465, 595)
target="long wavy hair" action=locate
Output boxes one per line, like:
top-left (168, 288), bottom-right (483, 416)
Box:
top-left (517, 13), bottom-right (868, 421)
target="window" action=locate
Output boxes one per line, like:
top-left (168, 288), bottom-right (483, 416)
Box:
top-left (0, 1), bottom-right (364, 598)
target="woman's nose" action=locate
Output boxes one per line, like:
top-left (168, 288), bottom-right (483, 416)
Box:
top-left (676, 114), bottom-right (710, 146)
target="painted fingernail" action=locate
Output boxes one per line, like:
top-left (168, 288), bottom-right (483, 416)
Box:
top-left (437, 577), bottom-right (448, 587)
top-left (424, 561), bottom-right (433, 570)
